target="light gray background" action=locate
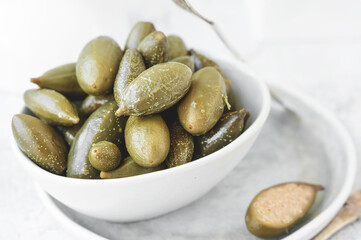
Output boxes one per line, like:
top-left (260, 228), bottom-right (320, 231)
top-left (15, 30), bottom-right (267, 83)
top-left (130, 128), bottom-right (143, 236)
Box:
top-left (1, 0), bottom-right (360, 239)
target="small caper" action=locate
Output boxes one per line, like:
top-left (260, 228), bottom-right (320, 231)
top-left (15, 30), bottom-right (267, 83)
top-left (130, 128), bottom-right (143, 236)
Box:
top-left (100, 156), bottom-right (166, 179)
top-left (178, 67), bottom-right (230, 136)
top-left (125, 115), bottom-right (170, 168)
top-left (89, 141), bottom-right (121, 172)
top-left (115, 62), bottom-right (192, 117)
top-left (137, 31), bottom-right (168, 68)
top-left (195, 109), bottom-right (249, 158)
top-left (125, 22), bottom-right (155, 50)
top-left (24, 89), bottom-right (79, 126)
top-left (80, 94), bottom-right (114, 116)
top-left (76, 36), bottom-right (123, 95)
top-left (12, 114), bottom-right (68, 175)
top-left (166, 121), bottom-right (194, 168)
top-left (170, 56), bottom-right (195, 72)
top-left (167, 35), bottom-right (188, 60)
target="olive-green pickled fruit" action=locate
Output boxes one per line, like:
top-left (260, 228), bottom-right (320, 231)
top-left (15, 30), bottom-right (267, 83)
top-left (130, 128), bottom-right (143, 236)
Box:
top-left (114, 49), bottom-right (146, 104)
top-left (100, 156), bottom-right (166, 179)
top-left (31, 63), bottom-right (86, 99)
top-left (116, 62), bottom-right (192, 117)
top-left (125, 22), bottom-right (155, 50)
top-left (166, 121), bottom-right (194, 168)
top-left (170, 56), bottom-right (195, 72)
top-left (167, 35), bottom-right (188, 60)
top-left (195, 109), bottom-right (249, 158)
top-left (24, 89), bottom-right (79, 126)
top-left (58, 120), bottom-right (83, 146)
top-left (190, 49), bottom-right (223, 72)
top-left (80, 94), bottom-right (114, 116)
top-left (178, 67), bottom-right (230, 136)
top-left (76, 36), bottom-right (123, 95)
top-left (137, 31), bottom-right (168, 68)
top-left (12, 114), bottom-right (68, 175)
top-left (57, 104), bottom-right (85, 146)
top-left (246, 182), bottom-right (324, 238)
top-left (67, 101), bottom-right (127, 179)
top-left (125, 115), bottom-right (170, 168)
top-left (89, 141), bottom-right (121, 171)
top-left (190, 49), bottom-right (232, 92)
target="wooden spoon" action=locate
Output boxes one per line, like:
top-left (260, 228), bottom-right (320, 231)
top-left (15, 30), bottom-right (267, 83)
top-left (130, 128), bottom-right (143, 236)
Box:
top-left (314, 189), bottom-right (361, 240)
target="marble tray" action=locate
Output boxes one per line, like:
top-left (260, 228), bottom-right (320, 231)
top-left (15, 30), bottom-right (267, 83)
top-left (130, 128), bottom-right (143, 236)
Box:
top-left (36, 83), bottom-right (356, 240)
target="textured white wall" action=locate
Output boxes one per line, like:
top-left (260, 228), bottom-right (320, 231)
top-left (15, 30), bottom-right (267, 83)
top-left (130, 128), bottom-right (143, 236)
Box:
top-left (1, 0), bottom-right (360, 94)
top-left (0, 0), bottom-right (260, 94)
top-left (262, 0), bottom-right (361, 41)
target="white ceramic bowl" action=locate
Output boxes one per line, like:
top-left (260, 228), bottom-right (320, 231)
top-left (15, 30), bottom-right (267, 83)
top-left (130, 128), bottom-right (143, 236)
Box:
top-left (11, 59), bottom-right (271, 222)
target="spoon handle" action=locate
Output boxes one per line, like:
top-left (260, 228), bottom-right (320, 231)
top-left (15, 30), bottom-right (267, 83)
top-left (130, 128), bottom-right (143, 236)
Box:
top-left (172, 0), bottom-right (296, 113)
top-left (211, 24), bottom-right (245, 62)
top-left (313, 206), bottom-right (358, 240)
top-left (314, 189), bottom-right (361, 240)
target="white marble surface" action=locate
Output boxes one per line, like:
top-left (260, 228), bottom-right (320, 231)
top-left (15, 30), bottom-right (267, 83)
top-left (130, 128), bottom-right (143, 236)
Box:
top-left (1, 0), bottom-right (361, 239)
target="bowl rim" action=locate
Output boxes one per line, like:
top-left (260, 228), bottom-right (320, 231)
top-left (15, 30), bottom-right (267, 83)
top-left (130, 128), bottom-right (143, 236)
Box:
top-left (11, 60), bottom-right (271, 185)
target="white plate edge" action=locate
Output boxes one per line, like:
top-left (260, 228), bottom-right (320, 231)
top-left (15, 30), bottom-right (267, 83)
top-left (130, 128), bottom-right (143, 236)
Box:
top-left (34, 183), bottom-right (106, 240)
top-left (268, 83), bottom-right (357, 240)
top-left (34, 82), bottom-right (357, 240)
